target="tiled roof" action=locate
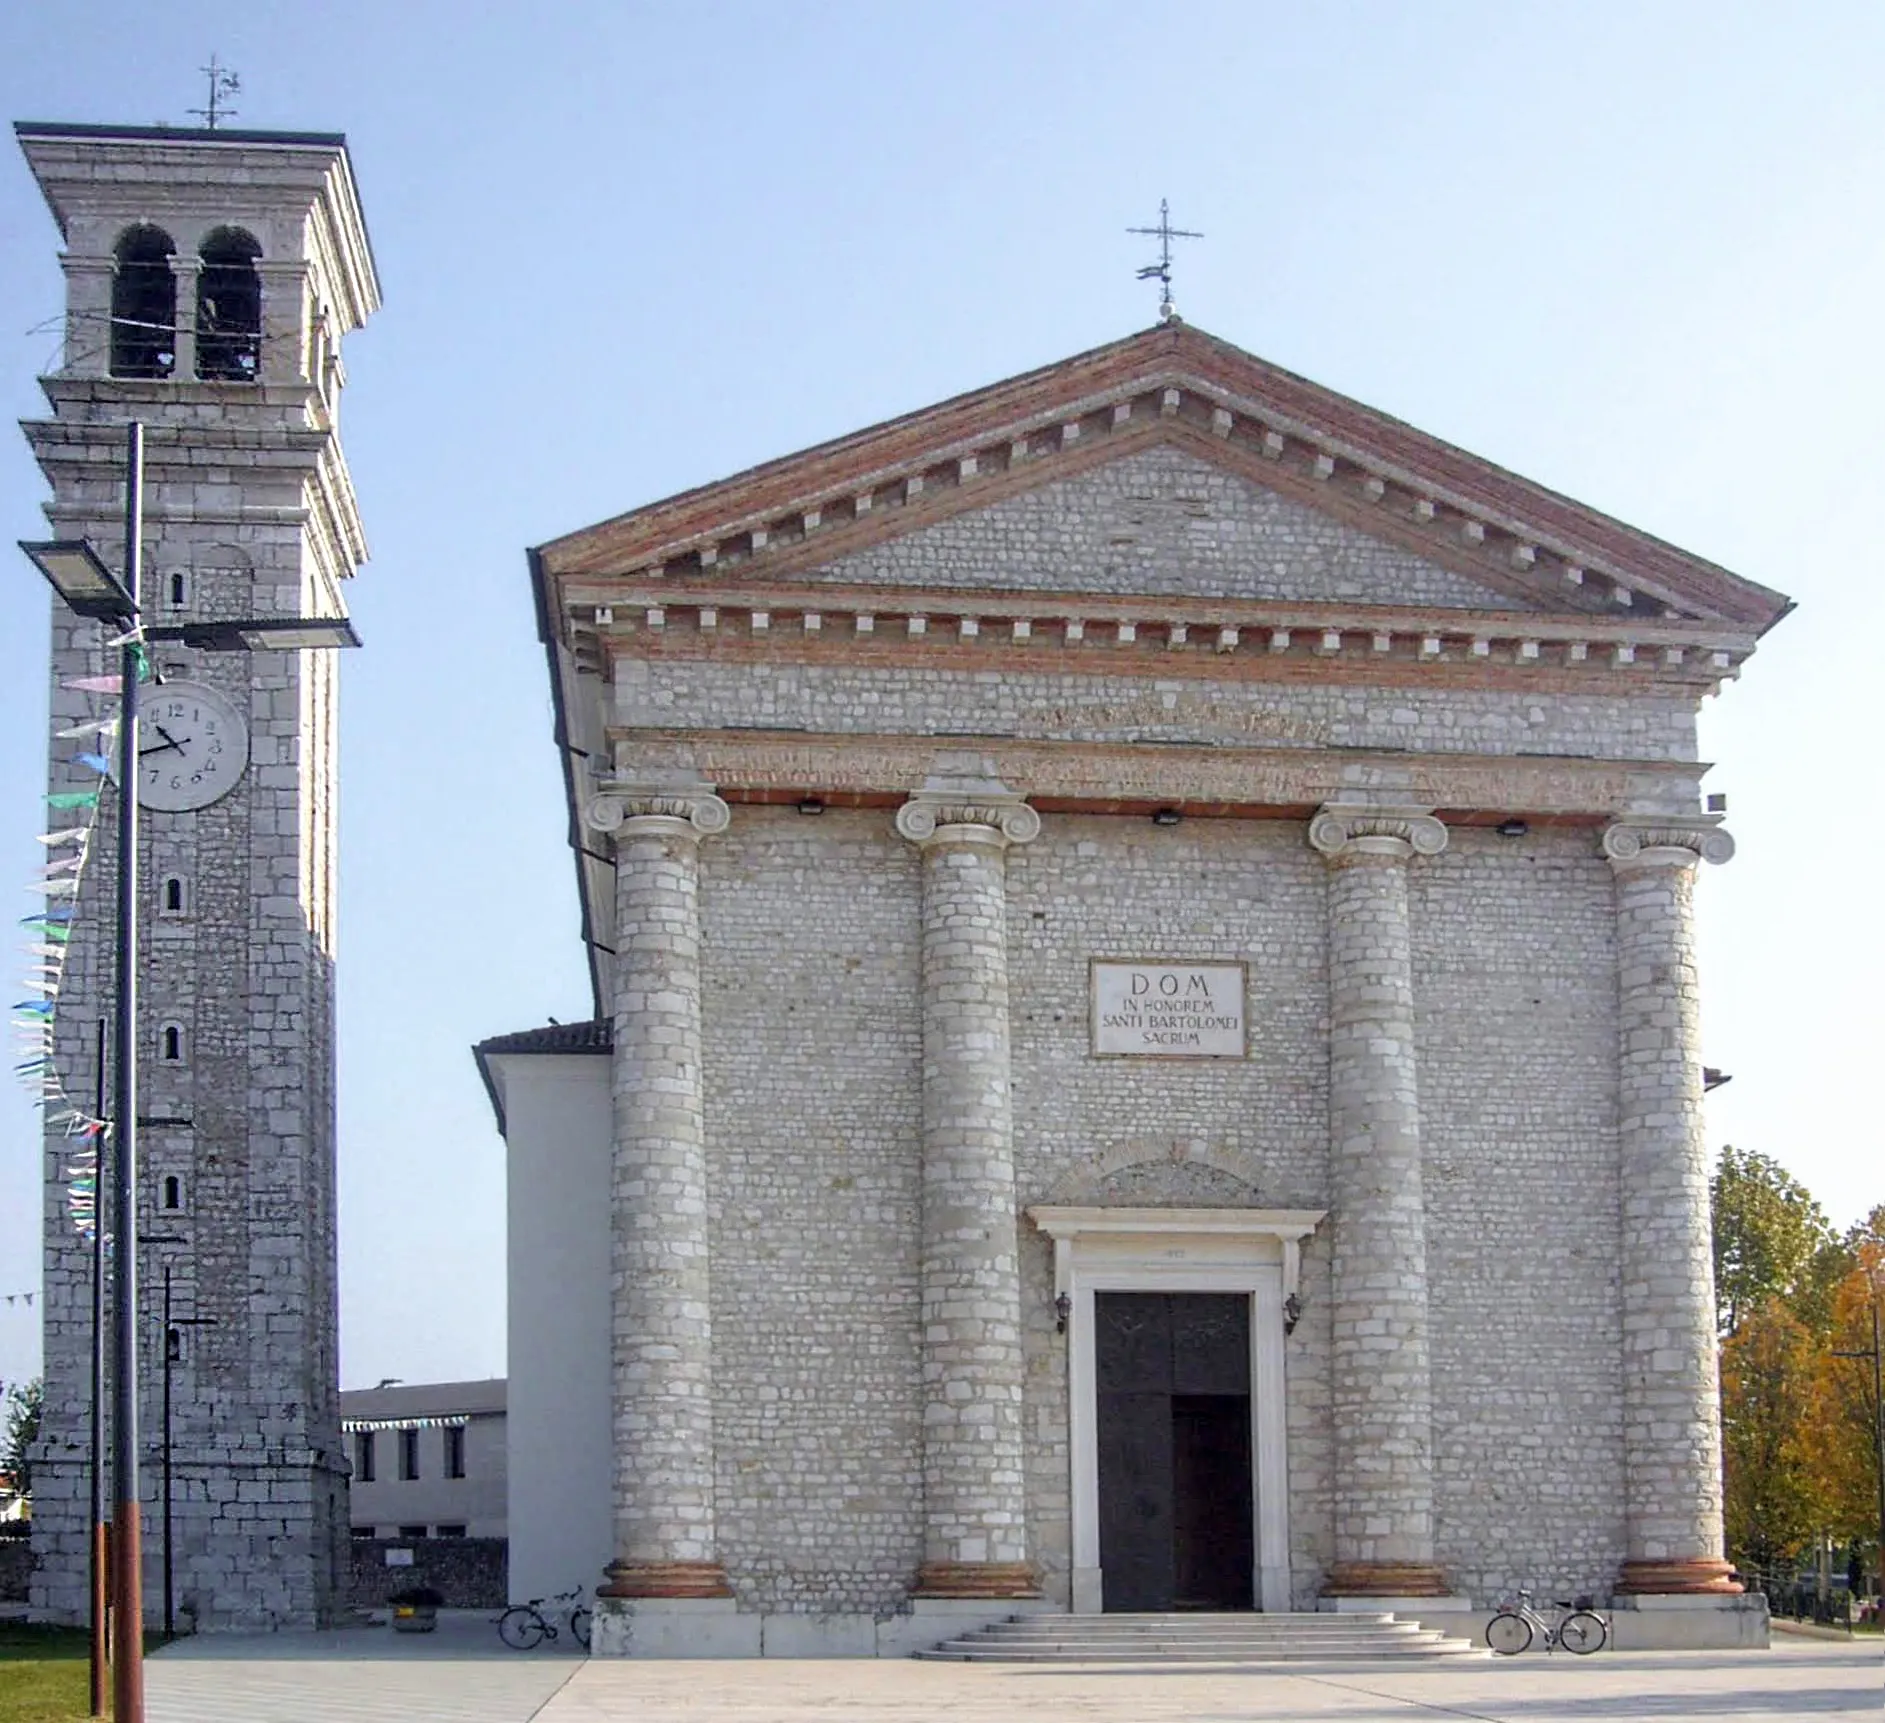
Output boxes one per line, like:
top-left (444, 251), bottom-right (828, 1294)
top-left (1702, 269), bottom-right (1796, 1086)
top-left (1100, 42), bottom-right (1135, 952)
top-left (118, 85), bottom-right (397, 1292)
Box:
top-left (536, 321), bottom-right (1790, 632)
top-left (472, 1020), bottom-right (610, 1134)
top-left (474, 1020), bottom-right (610, 1057)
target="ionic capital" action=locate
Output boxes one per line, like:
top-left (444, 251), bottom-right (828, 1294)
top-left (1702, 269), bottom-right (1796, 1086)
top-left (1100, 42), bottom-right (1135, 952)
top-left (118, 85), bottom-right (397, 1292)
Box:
top-left (1601, 817), bottom-right (1734, 871)
top-left (1307, 803), bottom-right (1448, 863)
top-left (895, 792), bottom-right (1041, 850)
top-left (584, 785), bottom-right (731, 842)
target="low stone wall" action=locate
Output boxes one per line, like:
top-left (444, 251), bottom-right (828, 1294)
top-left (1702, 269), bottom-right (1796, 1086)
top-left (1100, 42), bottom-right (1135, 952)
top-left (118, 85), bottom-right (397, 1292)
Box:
top-left (0, 1537), bottom-right (32, 1602)
top-left (348, 1538), bottom-right (507, 1610)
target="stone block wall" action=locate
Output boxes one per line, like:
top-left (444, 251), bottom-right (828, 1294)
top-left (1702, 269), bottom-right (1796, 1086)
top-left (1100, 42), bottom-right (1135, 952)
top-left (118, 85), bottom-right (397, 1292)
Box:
top-left (347, 1537), bottom-right (507, 1610)
top-left (1413, 828), bottom-right (1627, 1602)
top-left (701, 811), bottom-right (925, 1615)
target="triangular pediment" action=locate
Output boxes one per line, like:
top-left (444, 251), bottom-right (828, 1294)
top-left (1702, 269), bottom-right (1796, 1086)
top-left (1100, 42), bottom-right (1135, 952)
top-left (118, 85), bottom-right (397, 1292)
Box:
top-left (537, 323), bottom-right (1790, 633)
top-left (812, 442), bottom-right (1544, 613)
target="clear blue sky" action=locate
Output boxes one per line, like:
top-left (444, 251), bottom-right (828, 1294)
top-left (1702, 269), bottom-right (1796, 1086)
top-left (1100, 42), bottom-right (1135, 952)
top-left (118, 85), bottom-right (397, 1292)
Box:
top-left (1, 2), bottom-right (1879, 1392)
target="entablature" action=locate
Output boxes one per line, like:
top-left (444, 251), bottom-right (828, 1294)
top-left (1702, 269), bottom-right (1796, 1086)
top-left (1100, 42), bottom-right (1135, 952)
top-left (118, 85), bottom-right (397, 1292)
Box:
top-left (561, 579), bottom-right (1753, 692)
top-left (593, 726), bottom-right (1709, 825)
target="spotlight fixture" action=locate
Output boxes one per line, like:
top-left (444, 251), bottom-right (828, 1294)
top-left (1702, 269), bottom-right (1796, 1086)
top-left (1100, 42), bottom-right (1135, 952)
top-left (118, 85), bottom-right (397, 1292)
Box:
top-left (796, 797), bottom-right (825, 816)
top-left (1495, 819), bottom-right (1529, 838)
top-left (1151, 807), bottom-right (1182, 827)
top-left (1054, 1292), bottom-right (1072, 1334)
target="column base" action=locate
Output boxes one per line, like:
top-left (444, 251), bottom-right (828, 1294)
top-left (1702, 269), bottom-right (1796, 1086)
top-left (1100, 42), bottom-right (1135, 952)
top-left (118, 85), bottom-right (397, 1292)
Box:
top-left (912, 1561), bottom-right (1041, 1599)
top-left (1616, 1558), bottom-right (1743, 1595)
top-left (599, 1559), bottom-right (733, 1599)
top-left (591, 1594), bottom-right (759, 1658)
top-left (1321, 1562), bottom-right (1450, 1598)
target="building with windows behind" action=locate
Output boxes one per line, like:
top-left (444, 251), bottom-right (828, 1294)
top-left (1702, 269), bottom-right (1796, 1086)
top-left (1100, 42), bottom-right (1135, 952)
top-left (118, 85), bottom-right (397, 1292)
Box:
top-left (339, 1379), bottom-right (506, 1541)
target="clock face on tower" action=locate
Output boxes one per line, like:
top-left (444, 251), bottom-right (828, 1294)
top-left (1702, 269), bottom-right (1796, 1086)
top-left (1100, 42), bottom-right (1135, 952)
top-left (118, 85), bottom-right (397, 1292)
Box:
top-left (137, 681), bottom-right (249, 812)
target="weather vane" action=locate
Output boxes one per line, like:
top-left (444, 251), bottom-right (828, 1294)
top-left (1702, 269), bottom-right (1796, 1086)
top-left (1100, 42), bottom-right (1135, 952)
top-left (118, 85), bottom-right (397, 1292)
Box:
top-left (189, 55), bottom-right (241, 130)
top-left (1127, 199), bottom-right (1203, 324)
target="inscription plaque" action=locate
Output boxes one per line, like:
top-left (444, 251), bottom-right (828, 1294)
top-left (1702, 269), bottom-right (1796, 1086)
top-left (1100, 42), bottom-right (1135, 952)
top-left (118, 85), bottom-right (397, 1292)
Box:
top-left (1090, 961), bottom-right (1246, 1058)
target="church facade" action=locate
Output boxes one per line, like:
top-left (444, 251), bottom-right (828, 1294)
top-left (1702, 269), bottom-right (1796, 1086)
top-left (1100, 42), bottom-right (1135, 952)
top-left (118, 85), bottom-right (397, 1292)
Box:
top-left (481, 325), bottom-right (1788, 1654)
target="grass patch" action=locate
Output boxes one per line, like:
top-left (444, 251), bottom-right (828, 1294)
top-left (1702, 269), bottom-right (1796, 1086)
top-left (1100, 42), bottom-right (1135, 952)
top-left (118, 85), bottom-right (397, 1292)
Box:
top-left (0, 1625), bottom-right (98, 1723)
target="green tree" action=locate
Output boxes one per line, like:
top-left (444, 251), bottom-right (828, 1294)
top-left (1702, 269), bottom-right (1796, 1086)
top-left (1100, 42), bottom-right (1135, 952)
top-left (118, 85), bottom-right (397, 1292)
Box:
top-left (1721, 1302), bottom-right (1821, 1574)
top-left (0, 1376), bottom-right (42, 1499)
top-left (1710, 1147), bottom-right (1834, 1337)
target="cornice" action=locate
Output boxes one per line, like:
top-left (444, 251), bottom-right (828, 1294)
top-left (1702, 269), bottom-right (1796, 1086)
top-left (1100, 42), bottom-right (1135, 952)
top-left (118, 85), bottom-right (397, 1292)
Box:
top-left (536, 325), bottom-right (1791, 635)
top-left (570, 582), bottom-right (1750, 692)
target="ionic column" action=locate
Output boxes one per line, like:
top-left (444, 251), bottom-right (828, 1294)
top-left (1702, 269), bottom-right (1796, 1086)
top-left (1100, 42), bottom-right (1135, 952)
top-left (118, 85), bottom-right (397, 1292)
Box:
top-left (895, 791), bottom-right (1041, 1599)
top-left (1602, 817), bottom-right (1741, 1596)
top-left (587, 786), bottom-right (732, 1600)
top-left (1308, 804), bottom-right (1449, 1599)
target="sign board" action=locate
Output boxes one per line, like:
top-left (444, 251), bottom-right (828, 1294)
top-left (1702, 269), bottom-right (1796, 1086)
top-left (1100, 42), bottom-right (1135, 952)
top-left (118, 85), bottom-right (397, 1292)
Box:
top-left (1090, 961), bottom-right (1246, 1058)
top-left (384, 1548), bottom-right (414, 1567)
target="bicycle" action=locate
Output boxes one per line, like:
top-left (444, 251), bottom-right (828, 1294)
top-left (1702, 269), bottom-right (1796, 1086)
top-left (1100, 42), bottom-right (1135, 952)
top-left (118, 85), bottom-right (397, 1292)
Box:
top-left (496, 1585), bottom-right (592, 1651)
top-left (1487, 1588), bottom-right (1607, 1654)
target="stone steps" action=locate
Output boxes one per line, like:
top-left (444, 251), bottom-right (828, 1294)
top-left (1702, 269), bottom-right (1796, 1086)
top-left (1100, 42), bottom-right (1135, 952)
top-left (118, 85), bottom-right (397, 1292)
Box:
top-left (915, 1611), bottom-right (1484, 1663)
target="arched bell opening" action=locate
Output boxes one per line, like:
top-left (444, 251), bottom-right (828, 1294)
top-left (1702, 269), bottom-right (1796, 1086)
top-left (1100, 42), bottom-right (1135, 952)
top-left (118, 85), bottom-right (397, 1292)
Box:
top-left (196, 226), bottom-right (263, 381)
top-left (109, 224), bottom-right (177, 379)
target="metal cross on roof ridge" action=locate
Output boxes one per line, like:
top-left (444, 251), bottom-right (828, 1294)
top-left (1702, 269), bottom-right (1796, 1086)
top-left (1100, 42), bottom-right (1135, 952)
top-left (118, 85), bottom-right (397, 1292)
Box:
top-left (1127, 199), bottom-right (1204, 324)
top-left (188, 54), bottom-right (241, 130)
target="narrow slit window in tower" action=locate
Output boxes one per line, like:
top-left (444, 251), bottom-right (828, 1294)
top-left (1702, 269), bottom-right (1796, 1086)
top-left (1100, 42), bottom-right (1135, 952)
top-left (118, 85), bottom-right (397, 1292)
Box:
top-left (160, 1023), bottom-right (185, 1063)
top-left (161, 1174), bottom-right (183, 1211)
top-left (109, 225), bottom-right (177, 379)
top-left (196, 227), bottom-right (263, 382)
top-left (160, 875), bottom-right (187, 915)
top-left (166, 569), bottom-right (189, 609)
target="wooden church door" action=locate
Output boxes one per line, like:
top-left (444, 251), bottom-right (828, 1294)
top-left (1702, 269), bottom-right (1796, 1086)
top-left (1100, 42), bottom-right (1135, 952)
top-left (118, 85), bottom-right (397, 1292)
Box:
top-left (1094, 1291), bottom-right (1254, 1611)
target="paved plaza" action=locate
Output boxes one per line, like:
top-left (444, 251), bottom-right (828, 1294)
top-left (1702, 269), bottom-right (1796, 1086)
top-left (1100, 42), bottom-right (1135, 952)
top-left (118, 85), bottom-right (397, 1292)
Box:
top-left (143, 1617), bottom-right (1881, 1723)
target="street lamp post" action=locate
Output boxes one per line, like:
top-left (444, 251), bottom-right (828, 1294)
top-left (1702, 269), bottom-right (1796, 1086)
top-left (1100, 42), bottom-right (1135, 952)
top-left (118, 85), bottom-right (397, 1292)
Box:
top-left (19, 422), bottom-right (361, 1723)
top-left (87, 1018), bottom-right (107, 1719)
top-left (140, 1239), bottom-right (213, 1643)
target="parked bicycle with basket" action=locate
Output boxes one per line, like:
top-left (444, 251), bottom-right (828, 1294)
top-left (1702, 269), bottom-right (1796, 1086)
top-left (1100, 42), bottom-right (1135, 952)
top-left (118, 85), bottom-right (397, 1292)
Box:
top-left (1487, 1588), bottom-right (1607, 1654)
top-left (496, 1585), bottom-right (591, 1651)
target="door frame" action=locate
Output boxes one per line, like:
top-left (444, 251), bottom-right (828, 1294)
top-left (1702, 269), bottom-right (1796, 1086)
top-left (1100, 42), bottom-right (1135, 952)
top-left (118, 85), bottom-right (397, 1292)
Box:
top-left (1029, 1206), bottom-right (1324, 1615)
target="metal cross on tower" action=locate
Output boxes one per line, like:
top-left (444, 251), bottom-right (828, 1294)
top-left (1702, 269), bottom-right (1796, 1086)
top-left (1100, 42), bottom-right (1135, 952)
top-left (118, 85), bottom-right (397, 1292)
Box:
top-left (188, 55), bottom-right (241, 130)
top-left (1128, 200), bottom-right (1203, 324)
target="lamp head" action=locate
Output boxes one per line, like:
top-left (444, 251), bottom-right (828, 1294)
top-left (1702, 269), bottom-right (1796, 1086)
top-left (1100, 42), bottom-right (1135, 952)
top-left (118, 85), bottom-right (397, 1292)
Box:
top-left (19, 540), bottom-right (137, 623)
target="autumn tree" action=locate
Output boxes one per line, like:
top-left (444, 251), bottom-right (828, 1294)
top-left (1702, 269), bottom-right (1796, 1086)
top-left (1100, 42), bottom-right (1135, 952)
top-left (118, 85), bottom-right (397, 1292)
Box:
top-left (1720, 1304), bottom-right (1821, 1573)
top-left (1711, 1147), bottom-right (1835, 1337)
top-left (1807, 1238), bottom-right (1884, 1584)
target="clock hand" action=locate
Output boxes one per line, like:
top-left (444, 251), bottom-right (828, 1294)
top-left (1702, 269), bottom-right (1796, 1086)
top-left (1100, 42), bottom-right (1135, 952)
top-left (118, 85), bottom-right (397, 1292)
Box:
top-left (138, 736), bottom-right (185, 759)
top-left (153, 722), bottom-right (184, 751)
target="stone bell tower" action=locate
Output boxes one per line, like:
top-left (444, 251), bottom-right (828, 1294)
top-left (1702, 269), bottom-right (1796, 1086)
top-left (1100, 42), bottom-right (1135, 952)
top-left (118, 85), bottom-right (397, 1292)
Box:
top-left (16, 121), bottom-right (379, 1628)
